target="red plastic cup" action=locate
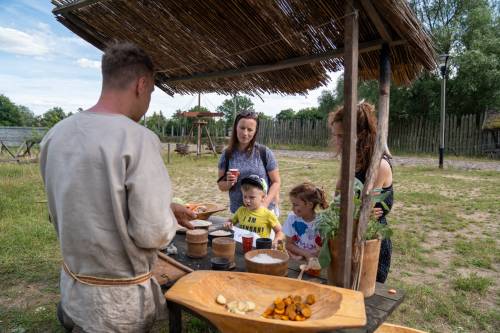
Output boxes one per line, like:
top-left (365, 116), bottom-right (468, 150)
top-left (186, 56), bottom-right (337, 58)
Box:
top-left (242, 233), bottom-right (253, 253)
top-left (229, 168), bottom-right (240, 178)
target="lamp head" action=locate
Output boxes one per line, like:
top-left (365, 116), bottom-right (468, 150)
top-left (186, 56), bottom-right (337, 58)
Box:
top-left (438, 54), bottom-right (450, 77)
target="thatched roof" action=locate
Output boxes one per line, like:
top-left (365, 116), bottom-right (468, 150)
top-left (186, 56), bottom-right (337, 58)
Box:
top-left (482, 109), bottom-right (500, 131)
top-left (52, 0), bottom-right (435, 96)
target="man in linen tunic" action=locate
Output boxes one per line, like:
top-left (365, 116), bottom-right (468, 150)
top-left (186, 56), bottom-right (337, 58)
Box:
top-left (40, 42), bottom-right (193, 332)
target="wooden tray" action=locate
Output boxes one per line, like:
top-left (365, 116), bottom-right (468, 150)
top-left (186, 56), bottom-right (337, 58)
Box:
top-left (152, 252), bottom-right (193, 287)
top-left (165, 271), bottom-right (366, 333)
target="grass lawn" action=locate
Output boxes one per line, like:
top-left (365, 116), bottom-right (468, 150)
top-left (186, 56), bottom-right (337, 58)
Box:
top-left (0, 152), bottom-right (498, 332)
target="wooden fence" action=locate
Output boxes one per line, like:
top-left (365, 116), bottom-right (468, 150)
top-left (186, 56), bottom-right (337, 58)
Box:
top-left (389, 113), bottom-right (499, 156)
top-left (254, 114), bottom-right (498, 157)
top-left (0, 127), bottom-right (48, 146)
top-left (258, 119), bottom-right (330, 147)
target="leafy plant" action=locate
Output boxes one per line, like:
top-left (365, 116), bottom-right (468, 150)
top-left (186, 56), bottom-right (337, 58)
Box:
top-left (316, 178), bottom-right (392, 268)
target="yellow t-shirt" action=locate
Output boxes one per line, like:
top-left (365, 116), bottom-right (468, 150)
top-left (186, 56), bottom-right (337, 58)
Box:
top-left (232, 207), bottom-right (279, 238)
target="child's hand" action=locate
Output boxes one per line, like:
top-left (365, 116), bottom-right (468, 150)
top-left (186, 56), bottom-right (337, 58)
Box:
top-left (223, 220), bottom-right (233, 229)
top-left (287, 251), bottom-right (304, 260)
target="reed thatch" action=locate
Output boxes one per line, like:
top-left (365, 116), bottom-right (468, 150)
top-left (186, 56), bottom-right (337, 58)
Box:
top-left (52, 0), bottom-right (435, 96)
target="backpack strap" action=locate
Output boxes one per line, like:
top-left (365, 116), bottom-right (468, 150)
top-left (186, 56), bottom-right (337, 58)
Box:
top-left (257, 144), bottom-right (271, 187)
top-left (216, 150), bottom-right (230, 183)
top-left (258, 144), bottom-right (268, 171)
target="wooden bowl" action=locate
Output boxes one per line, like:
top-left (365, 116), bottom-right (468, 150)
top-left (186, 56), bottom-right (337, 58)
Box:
top-left (186, 202), bottom-right (226, 220)
top-left (208, 229), bottom-right (235, 243)
top-left (165, 271), bottom-right (366, 333)
top-left (244, 249), bottom-right (289, 276)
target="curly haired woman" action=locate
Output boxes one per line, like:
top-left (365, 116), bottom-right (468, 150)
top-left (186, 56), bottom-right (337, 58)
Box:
top-left (329, 101), bottom-right (394, 283)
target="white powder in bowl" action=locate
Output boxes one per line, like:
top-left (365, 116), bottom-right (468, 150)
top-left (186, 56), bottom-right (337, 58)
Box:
top-left (250, 254), bottom-right (283, 264)
top-left (210, 230), bottom-right (232, 237)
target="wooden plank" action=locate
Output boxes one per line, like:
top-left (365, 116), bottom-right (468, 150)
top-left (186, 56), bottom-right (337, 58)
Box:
top-left (360, 0), bottom-right (393, 41)
top-left (334, 0), bottom-right (359, 288)
top-left (468, 114), bottom-right (475, 155)
top-left (425, 117), bottom-right (432, 153)
top-left (448, 114), bottom-right (455, 155)
top-left (445, 114), bottom-right (451, 155)
top-left (161, 40), bottom-right (405, 83)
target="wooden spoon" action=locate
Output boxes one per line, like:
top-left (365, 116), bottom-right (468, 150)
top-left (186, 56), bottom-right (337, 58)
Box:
top-left (297, 264), bottom-right (307, 280)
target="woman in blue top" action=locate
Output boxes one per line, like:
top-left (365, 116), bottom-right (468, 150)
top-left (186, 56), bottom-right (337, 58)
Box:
top-left (217, 111), bottom-right (281, 216)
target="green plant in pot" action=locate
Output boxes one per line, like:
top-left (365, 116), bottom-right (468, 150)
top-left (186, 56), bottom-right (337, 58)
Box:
top-left (316, 178), bottom-right (392, 296)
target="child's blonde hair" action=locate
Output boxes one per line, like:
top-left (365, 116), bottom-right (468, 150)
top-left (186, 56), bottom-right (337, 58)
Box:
top-left (289, 182), bottom-right (328, 209)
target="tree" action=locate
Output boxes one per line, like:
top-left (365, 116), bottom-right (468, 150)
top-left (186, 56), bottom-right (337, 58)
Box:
top-left (0, 95), bottom-right (22, 126)
top-left (145, 111), bottom-right (169, 135)
top-left (317, 90), bottom-right (339, 118)
top-left (320, 0), bottom-right (500, 121)
top-left (17, 105), bottom-right (37, 126)
top-left (216, 95), bottom-right (254, 127)
top-left (295, 107), bottom-right (322, 120)
top-left (257, 112), bottom-right (272, 121)
top-left (276, 108), bottom-right (295, 121)
top-left (40, 107), bottom-right (66, 128)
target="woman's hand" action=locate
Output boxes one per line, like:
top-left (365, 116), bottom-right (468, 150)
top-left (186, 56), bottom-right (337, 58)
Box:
top-left (372, 207), bottom-right (383, 219)
top-left (226, 171), bottom-right (238, 187)
top-left (171, 203), bottom-right (196, 229)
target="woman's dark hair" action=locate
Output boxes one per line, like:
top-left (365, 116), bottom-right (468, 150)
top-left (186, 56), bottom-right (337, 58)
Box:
top-left (328, 102), bottom-right (377, 172)
top-left (226, 111), bottom-right (259, 159)
top-left (289, 182), bottom-right (329, 210)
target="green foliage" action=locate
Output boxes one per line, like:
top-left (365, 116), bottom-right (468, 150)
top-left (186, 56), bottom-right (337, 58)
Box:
top-left (39, 107), bottom-right (66, 128)
top-left (323, 0), bottom-right (500, 121)
top-left (317, 90), bottom-right (339, 117)
top-left (276, 108), bottom-right (295, 120)
top-left (0, 95), bottom-right (23, 126)
top-left (316, 178), bottom-right (392, 268)
top-left (215, 95), bottom-right (254, 127)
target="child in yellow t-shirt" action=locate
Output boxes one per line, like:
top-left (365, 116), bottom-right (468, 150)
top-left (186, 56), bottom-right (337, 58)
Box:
top-left (224, 175), bottom-right (284, 247)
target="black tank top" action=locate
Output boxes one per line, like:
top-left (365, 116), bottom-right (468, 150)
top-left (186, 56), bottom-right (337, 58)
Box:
top-left (355, 155), bottom-right (394, 220)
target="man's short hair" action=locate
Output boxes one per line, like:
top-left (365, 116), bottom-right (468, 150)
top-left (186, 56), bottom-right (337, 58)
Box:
top-left (101, 42), bottom-right (154, 90)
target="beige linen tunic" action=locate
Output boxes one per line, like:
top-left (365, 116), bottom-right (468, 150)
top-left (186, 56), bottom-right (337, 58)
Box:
top-left (40, 111), bottom-right (176, 332)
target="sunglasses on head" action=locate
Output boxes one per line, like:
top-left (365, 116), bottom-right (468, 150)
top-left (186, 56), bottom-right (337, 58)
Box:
top-left (237, 110), bottom-right (257, 118)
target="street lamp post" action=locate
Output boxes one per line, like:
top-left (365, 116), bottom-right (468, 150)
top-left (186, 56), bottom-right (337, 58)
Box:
top-left (438, 54), bottom-right (450, 169)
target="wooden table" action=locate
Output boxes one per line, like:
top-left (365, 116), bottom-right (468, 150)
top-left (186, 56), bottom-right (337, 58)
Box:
top-left (163, 233), bottom-right (404, 333)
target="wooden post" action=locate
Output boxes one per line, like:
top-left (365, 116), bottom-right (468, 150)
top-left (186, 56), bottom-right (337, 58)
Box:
top-left (167, 143), bottom-right (171, 164)
top-left (331, 0), bottom-right (359, 288)
top-left (197, 122), bottom-right (202, 157)
top-left (352, 43), bottom-right (391, 289)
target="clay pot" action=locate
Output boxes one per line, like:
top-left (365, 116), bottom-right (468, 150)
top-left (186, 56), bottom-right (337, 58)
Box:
top-left (186, 229), bottom-right (208, 258)
top-left (212, 237), bottom-right (236, 264)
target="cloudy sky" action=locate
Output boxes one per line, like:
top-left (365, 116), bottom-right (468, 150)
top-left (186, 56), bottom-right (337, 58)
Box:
top-left (0, 0), bottom-right (341, 118)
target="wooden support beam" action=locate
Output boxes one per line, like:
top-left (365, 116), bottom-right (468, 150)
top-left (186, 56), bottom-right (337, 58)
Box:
top-left (352, 43), bottom-right (391, 288)
top-left (52, 0), bottom-right (101, 15)
top-left (360, 0), bottom-right (393, 41)
top-left (331, 0), bottom-right (359, 289)
top-left (160, 40), bottom-right (405, 83)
